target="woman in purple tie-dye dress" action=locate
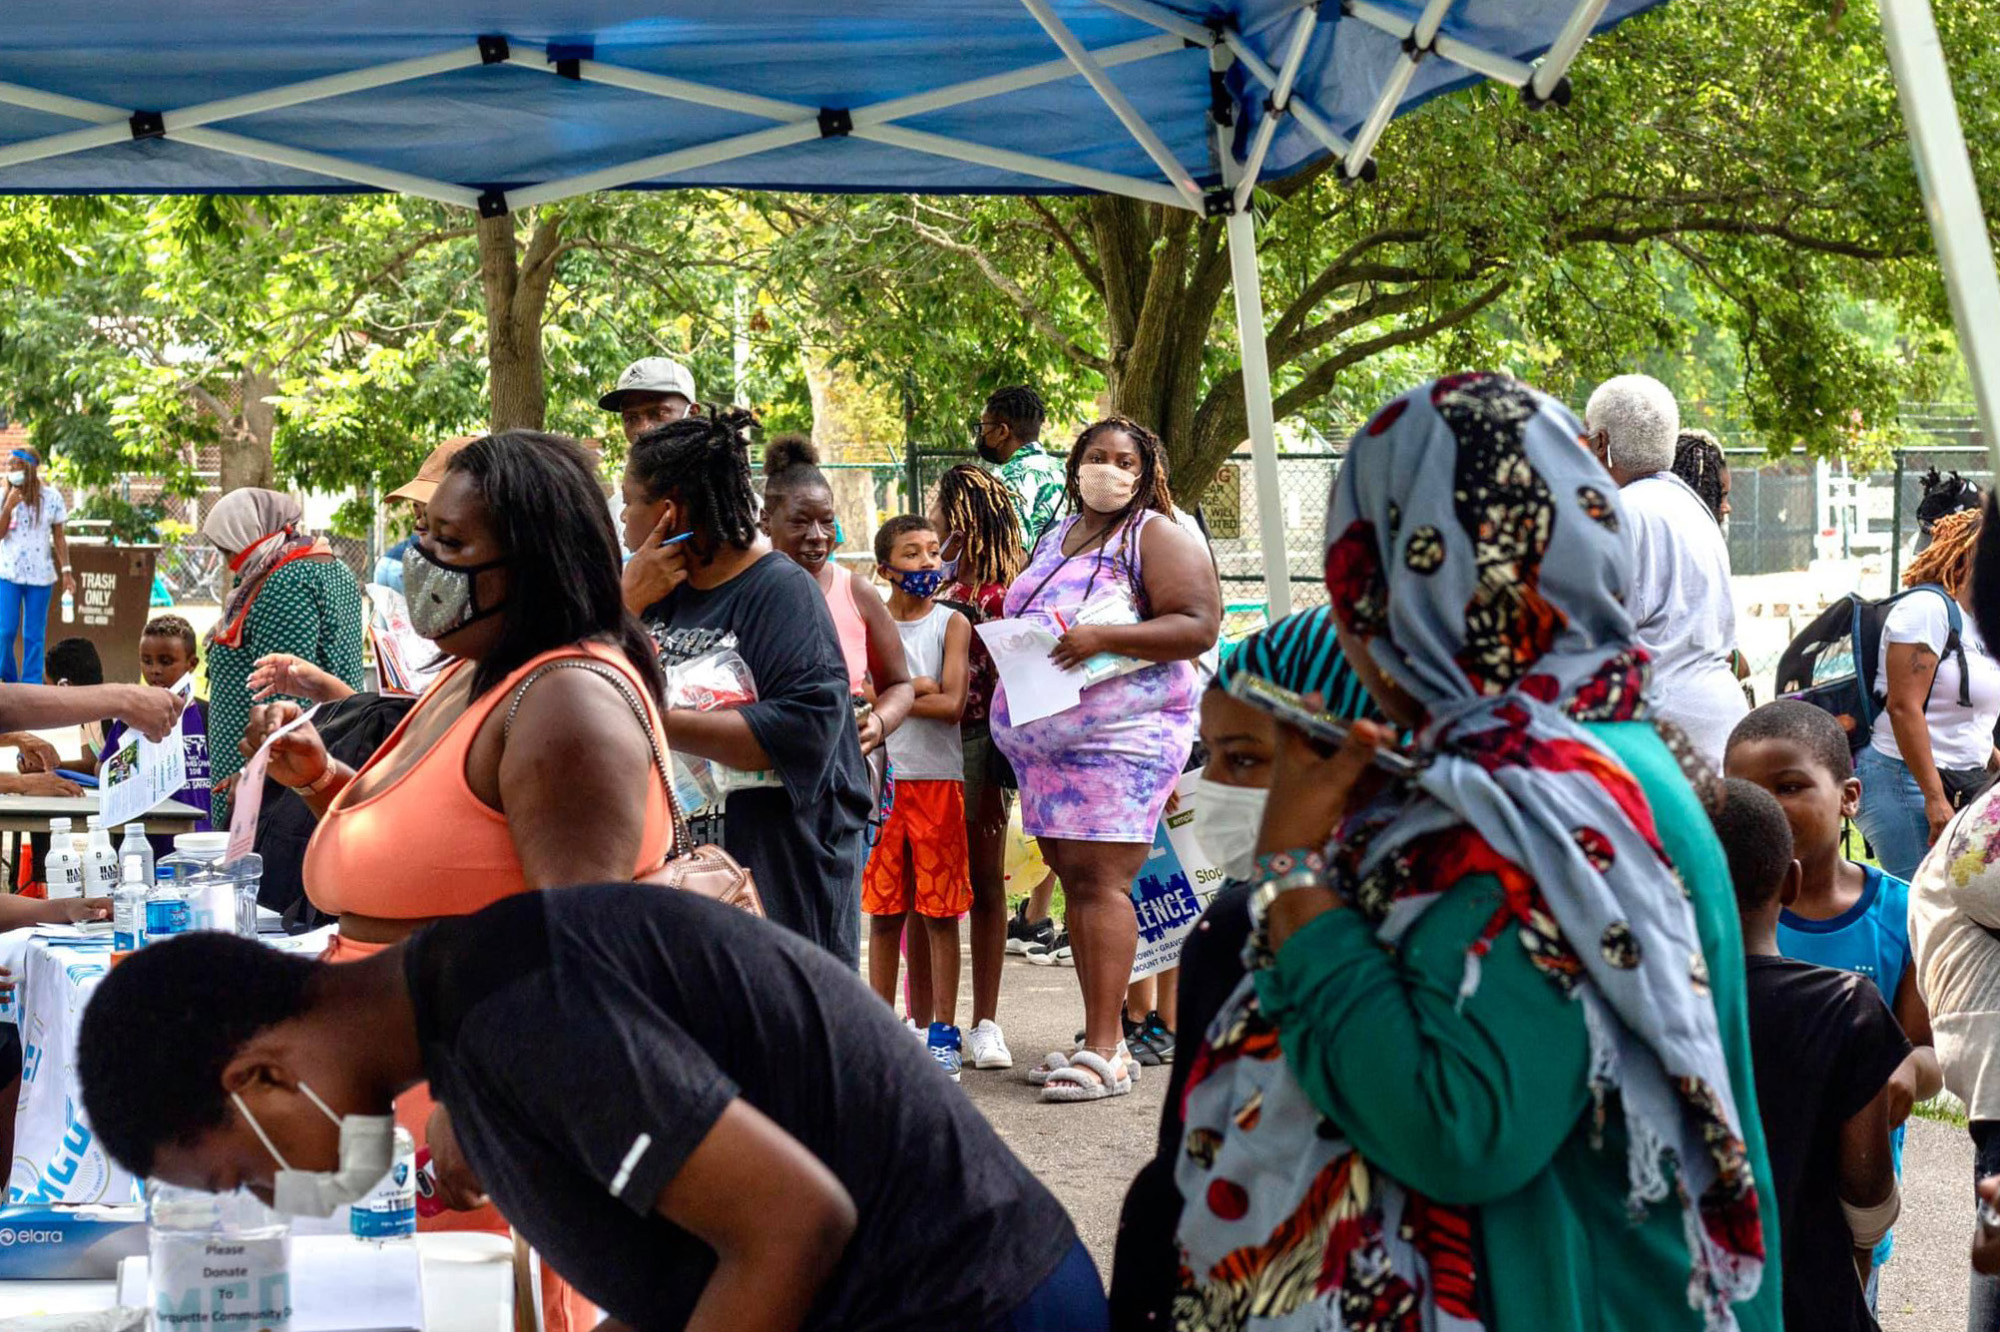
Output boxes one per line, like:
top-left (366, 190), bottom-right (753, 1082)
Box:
top-left (992, 417), bottom-right (1218, 1103)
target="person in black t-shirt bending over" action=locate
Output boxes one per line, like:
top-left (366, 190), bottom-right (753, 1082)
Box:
top-left (78, 886), bottom-right (1107, 1332)
top-left (1714, 778), bottom-right (1907, 1331)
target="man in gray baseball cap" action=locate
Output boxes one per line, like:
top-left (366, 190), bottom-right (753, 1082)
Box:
top-left (600, 356), bottom-right (697, 444)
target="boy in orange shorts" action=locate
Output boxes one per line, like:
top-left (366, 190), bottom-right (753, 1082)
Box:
top-left (864, 516), bottom-right (974, 1081)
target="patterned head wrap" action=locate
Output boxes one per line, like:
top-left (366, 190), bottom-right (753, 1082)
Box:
top-left (1175, 374), bottom-right (1762, 1331)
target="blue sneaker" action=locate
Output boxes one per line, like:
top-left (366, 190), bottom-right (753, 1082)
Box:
top-left (927, 1023), bottom-right (963, 1083)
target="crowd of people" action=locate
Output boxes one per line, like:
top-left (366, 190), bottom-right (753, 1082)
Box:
top-left (0, 355), bottom-right (1994, 1332)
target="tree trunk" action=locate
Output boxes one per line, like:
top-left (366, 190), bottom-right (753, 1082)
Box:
top-left (218, 368), bottom-right (278, 494)
top-left (477, 210), bottom-right (564, 434)
top-left (1086, 199), bottom-right (1238, 498)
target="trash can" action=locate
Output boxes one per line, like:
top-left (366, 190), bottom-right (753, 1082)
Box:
top-left (44, 544), bottom-right (160, 685)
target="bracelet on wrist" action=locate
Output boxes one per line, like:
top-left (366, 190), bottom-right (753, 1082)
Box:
top-left (1253, 847), bottom-right (1327, 881)
top-left (286, 764), bottom-right (341, 797)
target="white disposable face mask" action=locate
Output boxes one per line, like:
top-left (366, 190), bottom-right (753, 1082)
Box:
top-left (233, 1082), bottom-right (395, 1218)
top-left (1077, 462), bottom-right (1137, 514)
top-left (1193, 781), bottom-right (1269, 883)
top-left (5, 472), bottom-right (23, 487)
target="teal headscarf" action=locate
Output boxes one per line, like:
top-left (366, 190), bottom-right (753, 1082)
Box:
top-left (1213, 605), bottom-right (1378, 724)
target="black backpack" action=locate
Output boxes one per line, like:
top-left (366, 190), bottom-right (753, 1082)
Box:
top-left (1774, 584), bottom-right (1969, 754)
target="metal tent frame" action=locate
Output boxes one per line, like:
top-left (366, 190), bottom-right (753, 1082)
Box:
top-left (0, 0), bottom-right (1625, 617)
top-left (2, 0), bottom-right (1991, 615)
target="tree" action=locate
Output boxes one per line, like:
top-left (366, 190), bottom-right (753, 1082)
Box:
top-left (772, 0), bottom-right (1997, 494)
top-left (0, 192), bottom-right (810, 518)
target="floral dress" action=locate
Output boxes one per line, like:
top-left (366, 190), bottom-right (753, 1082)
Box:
top-left (991, 511), bottom-right (1198, 843)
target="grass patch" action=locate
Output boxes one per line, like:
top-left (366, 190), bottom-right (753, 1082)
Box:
top-left (1915, 1093), bottom-right (1969, 1128)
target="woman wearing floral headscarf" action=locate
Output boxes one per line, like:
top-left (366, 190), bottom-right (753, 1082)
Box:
top-left (201, 488), bottom-right (364, 820)
top-left (1170, 374), bottom-right (1778, 1331)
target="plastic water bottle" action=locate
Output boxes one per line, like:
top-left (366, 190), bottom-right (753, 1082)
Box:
top-left (44, 817), bottom-right (83, 900)
top-left (144, 870), bottom-right (190, 946)
top-left (147, 1182), bottom-right (293, 1328)
top-left (117, 821), bottom-right (155, 886)
top-left (83, 816), bottom-right (119, 899)
top-left (113, 855), bottom-right (148, 959)
top-left (350, 1128), bottom-right (417, 1245)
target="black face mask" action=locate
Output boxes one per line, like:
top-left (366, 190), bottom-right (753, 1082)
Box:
top-left (975, 440), bottom-right (1006, 465)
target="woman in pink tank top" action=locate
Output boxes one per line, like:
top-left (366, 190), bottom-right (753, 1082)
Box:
top-left (761, 436), bottom-right (913, 750)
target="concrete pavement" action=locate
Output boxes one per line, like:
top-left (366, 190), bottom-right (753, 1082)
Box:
top-left (941, 950), bottom-right (1983, 1324)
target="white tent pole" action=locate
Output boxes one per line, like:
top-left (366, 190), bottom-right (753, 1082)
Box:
top-left (507, 44), bottom-right (811, 124)
top-left (1219, 31), bottom-right (1355, 160)
top-left (1228, 214), bottom-right (1292, 619)
top-left (162, 47), bottom-right (489, 131)
top-left (1530, 0), bottom-right (1612, 102)
top-left (854, 33), bottom-right (1185, 126)
top-left (1212, 46), bottom-right (1293, 619)
top-left (1879, 0), bottom-right (2000, 455)
top-left (856, 124), bottom-right (1192, 209)
top-left (502, 121), bottom-right (823, 210)
top-left (1343, 2), bottom-right (1535, 87)
top-left (1086, 0), bottom-right (1217, 46)
top-left (1233, 4), bottom-right (1320, 213)
top-left (0, 81), bottom-right (481, 206)
top-left (1019, 0), bottom-right (1206, 208)
top-left (1344, 0), bottom-right (1454, 177)
top-left (175, 129), bottom-right (485, 208)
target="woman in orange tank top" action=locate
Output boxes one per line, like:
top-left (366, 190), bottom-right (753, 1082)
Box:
top-left (240, 432), bottom-right (671, 1332)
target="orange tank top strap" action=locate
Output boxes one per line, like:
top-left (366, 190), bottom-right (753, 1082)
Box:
top-left (823, 567), bottom-right (870, 694)
top-left (303, 641), bottom-right (674, 920)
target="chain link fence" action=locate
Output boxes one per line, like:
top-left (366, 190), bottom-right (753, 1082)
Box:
top-left (91, 405), bottom-right (1988, 639)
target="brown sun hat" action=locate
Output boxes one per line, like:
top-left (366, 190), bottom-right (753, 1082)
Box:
top-left (387, 434), bottom-right (481, 506)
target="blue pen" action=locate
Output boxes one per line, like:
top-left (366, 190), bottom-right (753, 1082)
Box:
top-left (658, 531), bottom-right (694, 548)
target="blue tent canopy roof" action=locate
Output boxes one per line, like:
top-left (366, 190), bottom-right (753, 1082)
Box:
top-left (0, 0), bottom-right (1659, 209)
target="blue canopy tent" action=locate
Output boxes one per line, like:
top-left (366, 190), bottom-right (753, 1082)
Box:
top-left (1, 0), bottom-right (1992, 615)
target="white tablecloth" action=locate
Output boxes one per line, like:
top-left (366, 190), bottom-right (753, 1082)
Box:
top-left (3, 926), bottom-right (335, 1206)
top-left (0, 1232), bottom-right (518, 1330)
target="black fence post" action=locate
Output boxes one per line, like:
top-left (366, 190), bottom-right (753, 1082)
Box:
top-left (905, 439), bottom-right (922, 515)
top-left (1890, 449), bottom-right (1906, 589)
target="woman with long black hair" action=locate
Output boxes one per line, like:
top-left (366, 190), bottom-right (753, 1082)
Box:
top-left (991, 417), bottom-right (1219, 1102)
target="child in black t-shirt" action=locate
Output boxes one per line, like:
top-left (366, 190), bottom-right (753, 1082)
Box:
top-left (1714, 777), bottom-right (1908, 1332)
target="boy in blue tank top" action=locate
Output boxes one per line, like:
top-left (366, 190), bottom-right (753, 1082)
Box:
top-left (1727, 700), bottom-right (1943, 1303)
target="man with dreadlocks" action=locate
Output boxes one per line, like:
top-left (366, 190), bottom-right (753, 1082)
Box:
top-left (618, 407), bottom-right (874, 965)
top-left (992, 417), bottom-right (1219, 1102)
top-left (1856, 505), bottom-right (2000, 880)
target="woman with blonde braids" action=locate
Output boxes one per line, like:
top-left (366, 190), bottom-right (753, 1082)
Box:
top-left (1857, 505), bottom-right (2000, 879)
top-left (927, 463), bottom-right (1028, 1068)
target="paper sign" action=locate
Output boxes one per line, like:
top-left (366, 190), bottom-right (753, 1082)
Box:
top-left (99, 677), bottom-right (193, 829)
top-left (366, 584), bottom-right (445, 698)
top-left (226, 705), bottom-right (320, 862)
top-left (1128, 771), bottom-right (1228, 980)
top-left (975, 619), bottom-right (1081, 725)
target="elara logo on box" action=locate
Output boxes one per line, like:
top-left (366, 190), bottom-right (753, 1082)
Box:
top-left (0, 1227), bottom-right (65, 1245)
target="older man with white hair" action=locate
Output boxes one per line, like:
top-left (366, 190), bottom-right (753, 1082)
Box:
top-left (1586, 373), bottom-right (1746, 768)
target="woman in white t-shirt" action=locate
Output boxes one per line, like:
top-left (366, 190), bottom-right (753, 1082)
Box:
top-left (1856, 508), bottom-right (2000, 880)
top-left (0, 446), bottom-right (74, 687)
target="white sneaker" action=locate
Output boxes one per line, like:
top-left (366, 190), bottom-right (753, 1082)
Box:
top-left (965, 1019), bottom-right (1014, 1070)
top-left (905, 1018), bottom-right (924, 1041)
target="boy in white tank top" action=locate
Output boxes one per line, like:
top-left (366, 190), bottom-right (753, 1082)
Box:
top-left (863, 516), bottom-right (976, 1082)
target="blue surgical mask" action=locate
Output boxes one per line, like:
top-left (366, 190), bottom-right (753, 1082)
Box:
top-left (892, 567), bottom-right (948, 599)
top-left (834, 520), bottom-right (846, 546)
